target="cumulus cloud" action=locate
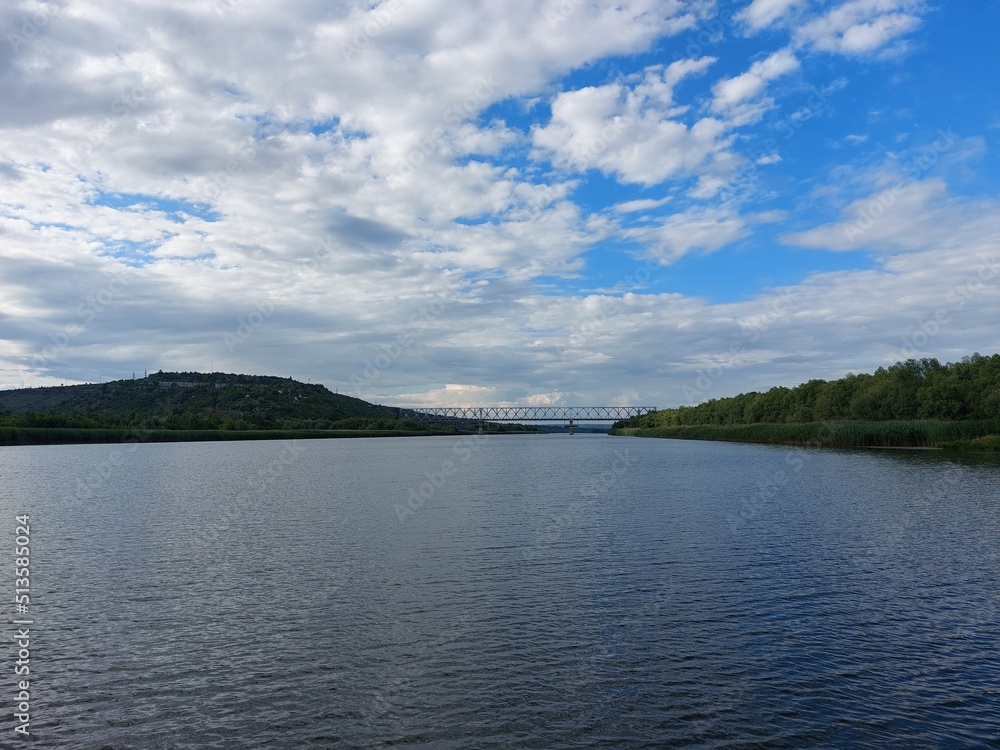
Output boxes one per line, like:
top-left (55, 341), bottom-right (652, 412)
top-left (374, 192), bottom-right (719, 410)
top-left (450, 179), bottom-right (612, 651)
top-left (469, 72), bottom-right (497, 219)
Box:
top-left (532, 57), bottom-right (730, 186)
top-left (735, 0), bottom-right (805, 32)
top-left (392, 383), bottom-right (500, 408)
top-left (794, 0), bottom-right (925, 55)
top-left (627, 206), bottom-right (748, 263)
top-left (711, 48), bottom-right (800, 124)
top-left (0, 0), bottom-right (993, 410)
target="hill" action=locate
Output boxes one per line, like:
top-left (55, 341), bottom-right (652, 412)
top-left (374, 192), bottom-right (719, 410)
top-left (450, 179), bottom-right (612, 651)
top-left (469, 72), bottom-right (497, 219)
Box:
top-left (0, 371), bottom-right (401, 431)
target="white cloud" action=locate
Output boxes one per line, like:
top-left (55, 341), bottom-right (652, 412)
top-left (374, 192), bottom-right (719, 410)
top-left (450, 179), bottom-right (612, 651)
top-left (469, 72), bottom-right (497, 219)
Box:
top-left (522, 391), bottom-right (575, 406)
top-left (627, 206), bottom-right (748, 263)
top-left (782, 178), bottom-right (999, 253)
top-left (518, 204), bottom-right (1000, 403)
top-left (392, 383), bottom-right (499, 408)
top-left (532, 57), bottom-right (730, 186)
top-left (795, 0), bottom-right (924, 56)
top-left (613, 196), bottom-right (671, 213)
top-left (0, 0), bottom-right (994, 411)
top-left (712, 48), bottom-right (799, 108)
top-left (735, 0), bottom-right (805, 32)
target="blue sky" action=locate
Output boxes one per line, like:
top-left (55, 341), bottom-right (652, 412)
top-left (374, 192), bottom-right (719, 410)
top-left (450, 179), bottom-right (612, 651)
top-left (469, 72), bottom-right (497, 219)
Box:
top-left (1, 0), bottom-right (998, 408)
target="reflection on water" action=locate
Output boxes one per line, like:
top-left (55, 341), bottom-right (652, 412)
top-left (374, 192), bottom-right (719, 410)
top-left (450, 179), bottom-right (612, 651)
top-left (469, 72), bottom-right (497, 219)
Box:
top-left (1, 435), bottom-right (998, 748)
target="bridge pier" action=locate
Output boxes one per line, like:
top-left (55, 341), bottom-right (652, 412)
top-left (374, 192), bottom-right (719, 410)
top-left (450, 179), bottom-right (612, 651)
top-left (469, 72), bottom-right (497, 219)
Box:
top-left (568, 418), bottom-right (574, 435)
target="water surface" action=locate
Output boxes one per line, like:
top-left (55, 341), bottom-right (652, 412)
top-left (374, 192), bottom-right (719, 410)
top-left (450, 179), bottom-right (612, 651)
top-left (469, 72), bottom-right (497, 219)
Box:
top-left (1, 435), bottom-right (998, 748)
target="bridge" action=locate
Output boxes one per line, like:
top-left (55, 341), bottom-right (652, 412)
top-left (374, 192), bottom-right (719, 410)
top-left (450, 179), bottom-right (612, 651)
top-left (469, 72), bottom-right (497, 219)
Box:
top-left (396, 406), bottom-right (656, 434)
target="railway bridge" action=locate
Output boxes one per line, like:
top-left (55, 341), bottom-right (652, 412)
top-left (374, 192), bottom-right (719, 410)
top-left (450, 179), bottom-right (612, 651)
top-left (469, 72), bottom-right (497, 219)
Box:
top-left (396, 405), bottom-right (656, 434)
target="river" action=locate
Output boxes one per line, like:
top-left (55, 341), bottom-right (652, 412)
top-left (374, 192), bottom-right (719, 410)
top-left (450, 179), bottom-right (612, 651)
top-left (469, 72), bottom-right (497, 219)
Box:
top-left (1, 434), bottom-right (998, 747)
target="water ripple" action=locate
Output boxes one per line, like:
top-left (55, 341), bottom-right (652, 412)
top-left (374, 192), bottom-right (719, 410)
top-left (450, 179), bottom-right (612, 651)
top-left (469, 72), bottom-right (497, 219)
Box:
top-left (1, 437), bottom-right (998, 747)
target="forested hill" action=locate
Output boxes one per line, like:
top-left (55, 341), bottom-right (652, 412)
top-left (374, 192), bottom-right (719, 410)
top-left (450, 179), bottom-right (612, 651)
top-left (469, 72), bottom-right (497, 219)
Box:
top-left (0, 372), bottom-right (400, 430)
top-left (621, 354), bottom-right (1000, 429)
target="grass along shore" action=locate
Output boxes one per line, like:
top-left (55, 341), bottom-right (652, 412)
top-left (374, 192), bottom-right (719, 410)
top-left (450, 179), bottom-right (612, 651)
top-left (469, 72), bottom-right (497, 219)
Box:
top-left (611, 420), bottom-right (1000, 450)
top-left (0, 427), bottom-right (471, 447)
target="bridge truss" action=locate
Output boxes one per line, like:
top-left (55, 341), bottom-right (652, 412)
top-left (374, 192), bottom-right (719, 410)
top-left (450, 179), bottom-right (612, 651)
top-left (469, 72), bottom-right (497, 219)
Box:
top-left (397, 405), bottom-right (656, 434)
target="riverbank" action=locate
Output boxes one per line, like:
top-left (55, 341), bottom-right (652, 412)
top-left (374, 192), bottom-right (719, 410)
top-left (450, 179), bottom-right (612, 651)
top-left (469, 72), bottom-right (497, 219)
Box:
top-left (610, 420), bottom-right (1000, 450)
top-left (0, 427), bottom-right (468, 447)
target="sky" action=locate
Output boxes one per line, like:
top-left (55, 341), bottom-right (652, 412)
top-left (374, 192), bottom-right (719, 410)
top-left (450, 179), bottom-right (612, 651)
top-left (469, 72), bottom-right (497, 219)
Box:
top-left (1, 0), bottom-right (999, 409)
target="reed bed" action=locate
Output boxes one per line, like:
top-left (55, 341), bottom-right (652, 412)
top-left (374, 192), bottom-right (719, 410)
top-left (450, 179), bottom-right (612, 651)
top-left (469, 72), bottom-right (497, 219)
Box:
top-left (612, 420), bottom-right (1000, 449)
top-left (0, 427), bottom-right (448, 447)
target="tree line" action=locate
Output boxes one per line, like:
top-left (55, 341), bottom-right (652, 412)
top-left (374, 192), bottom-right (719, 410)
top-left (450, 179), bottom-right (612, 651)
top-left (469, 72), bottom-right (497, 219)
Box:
top-left (0, 411), bottom-right (456, 432)
top-left (623, 354), bottom-right (1000, 428)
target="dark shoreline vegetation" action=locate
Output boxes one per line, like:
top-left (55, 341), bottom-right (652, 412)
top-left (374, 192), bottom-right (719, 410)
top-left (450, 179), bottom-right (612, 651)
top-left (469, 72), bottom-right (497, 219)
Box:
top-left (611, 354), bottom-right (1000, 451)
top-left (0, 427), bottom-right (473, 447)
top-left (611, 422), bottom-right (1000, 451)
top-left (0, 371), bottom-right (543, 446)
top-left (0, 425), bottom-right (544, 447)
